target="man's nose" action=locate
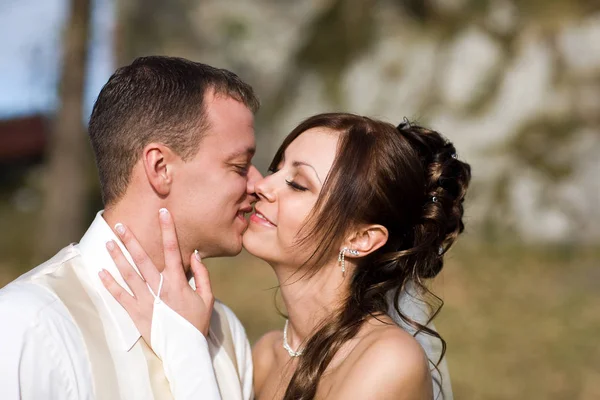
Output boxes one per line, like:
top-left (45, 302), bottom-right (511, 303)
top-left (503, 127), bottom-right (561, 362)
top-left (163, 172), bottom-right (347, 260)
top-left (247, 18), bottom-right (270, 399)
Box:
top-left (246, 165), bottom-right (263, 199)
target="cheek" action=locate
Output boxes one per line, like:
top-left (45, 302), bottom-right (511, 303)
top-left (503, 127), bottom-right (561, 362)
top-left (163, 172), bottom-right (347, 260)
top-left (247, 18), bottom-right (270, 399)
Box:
top-left (172, 171), bottom-right (205, 208)
top-left (277, 195), bottom-right (316, 246)
top-left (176, 169), bottom-right (220, 217)
top-left (232, 176), bottom-right (248, 198)
top-left (218, 173), bottom-right (247, 204)
top-left (199, 169), bottom-right (245, 209)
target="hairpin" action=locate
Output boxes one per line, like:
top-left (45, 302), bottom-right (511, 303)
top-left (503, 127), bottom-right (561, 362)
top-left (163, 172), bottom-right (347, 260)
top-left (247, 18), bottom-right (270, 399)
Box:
top-left (397, 117), bottom-right (411, 131)
top-left (451, 153), bottom-right (458, 159)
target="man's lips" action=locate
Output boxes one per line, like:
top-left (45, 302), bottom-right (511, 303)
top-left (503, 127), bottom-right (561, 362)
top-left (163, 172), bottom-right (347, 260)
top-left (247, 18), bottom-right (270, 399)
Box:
top-left (237, 206), bottom-right (253, 221)
top-left (239, 205), bottom-right (253, 214)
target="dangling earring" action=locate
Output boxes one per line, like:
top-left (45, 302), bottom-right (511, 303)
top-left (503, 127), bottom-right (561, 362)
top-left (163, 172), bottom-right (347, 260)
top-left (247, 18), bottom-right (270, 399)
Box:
top-left (338, 248), bottom-right (346, 274)
top-left (338, 247), bottom-right (359, 274)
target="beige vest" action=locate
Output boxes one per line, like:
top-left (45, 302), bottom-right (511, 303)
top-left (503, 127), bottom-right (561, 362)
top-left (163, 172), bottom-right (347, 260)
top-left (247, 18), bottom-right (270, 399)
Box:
top-left (35, 256), bottom-right (239, 399)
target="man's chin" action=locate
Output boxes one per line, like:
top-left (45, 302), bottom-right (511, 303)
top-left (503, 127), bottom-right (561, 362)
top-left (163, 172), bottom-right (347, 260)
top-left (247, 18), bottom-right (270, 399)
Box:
top-left (224, 247), bottom-right (243, 257)
top-left (197, 236), bottom-right (243, 259)
top-left (216, 238), bottom-right (243, 258)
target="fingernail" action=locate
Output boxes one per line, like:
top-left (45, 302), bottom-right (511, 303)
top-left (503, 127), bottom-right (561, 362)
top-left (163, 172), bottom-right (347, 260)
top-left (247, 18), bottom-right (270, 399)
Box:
top-left (106, 241), bottom-right (115, 251)
top-left (194, 249), bottom-right (201, 262)
top-left (98, 270), bottom-right (107, 280)
top-left (114, 223), bottom-right (125, 235)
top-left (159, 208), bottom-right (169, 221)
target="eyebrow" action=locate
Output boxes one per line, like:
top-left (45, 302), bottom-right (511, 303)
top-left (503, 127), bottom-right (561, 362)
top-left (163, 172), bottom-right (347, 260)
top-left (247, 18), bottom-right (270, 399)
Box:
top-left (226, 146), bottom-right (256, 161)
top-left (292, 161), bottom-right (322, 184)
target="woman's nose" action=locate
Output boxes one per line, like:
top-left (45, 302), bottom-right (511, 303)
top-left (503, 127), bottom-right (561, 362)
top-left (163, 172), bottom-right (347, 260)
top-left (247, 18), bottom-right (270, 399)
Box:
top-left (254, 172), bottom-right (276, 202)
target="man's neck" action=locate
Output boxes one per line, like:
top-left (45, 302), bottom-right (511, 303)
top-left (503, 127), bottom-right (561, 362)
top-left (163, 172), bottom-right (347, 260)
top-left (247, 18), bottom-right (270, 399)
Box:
top-left (102, 200), bottom-right (167, 273)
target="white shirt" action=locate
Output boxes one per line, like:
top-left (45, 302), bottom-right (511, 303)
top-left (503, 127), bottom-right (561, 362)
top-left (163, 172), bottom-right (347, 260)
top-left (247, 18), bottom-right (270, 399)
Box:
top-left (0, 211), bottom-right (252, 400)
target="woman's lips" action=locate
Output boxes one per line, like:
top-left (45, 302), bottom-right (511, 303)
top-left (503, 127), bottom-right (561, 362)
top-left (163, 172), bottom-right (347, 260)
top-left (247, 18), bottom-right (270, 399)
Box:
top-left (250, 210), bottom-right (276, 227)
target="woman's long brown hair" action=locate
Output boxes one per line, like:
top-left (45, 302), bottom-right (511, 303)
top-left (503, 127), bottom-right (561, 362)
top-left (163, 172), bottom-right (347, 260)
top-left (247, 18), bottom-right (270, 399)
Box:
top-left (269, 113), bottom-right (471, 399)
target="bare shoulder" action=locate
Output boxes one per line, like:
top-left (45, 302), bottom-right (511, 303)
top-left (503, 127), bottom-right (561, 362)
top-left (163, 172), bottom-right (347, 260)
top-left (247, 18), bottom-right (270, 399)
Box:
top-left (365, 325), bottom-right (429, 369)
top-left (339, 326), bottom-right (432, 400)
top-left (252, 330), bottom-right (282, 366)
top-left (252, 330), bottom-right (282, 393)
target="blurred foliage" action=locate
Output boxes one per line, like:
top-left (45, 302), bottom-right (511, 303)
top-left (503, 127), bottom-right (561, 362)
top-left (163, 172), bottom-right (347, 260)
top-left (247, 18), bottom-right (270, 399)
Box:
top-left (259, 0), bottom-right (376, 120)
top-left (508, 116), bottom-right (579, 180)
top-left (290, 0), bottom-right (375, 104)
top-left (115, 0), bottom-right (203, 65)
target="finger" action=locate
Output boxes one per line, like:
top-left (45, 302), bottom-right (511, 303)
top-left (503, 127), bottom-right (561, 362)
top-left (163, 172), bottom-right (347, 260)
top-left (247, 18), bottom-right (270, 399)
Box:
top-left (105, 240), bottom-right (150, 300)
top-left (158, 208), bottom-right (185, 279)
top-left (99, 268), bottom-right (137, 311)
top-left (113, 222), bottom-right (161, 290)
top-left (191, 250), bottom-right (214, 307)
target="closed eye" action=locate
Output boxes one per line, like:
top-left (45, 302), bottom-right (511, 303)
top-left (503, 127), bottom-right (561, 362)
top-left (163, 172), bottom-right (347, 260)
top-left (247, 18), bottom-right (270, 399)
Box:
top-left (234, 164), bottom-right (250, 176)
top-left (285, 178), bottom-right (308, 192)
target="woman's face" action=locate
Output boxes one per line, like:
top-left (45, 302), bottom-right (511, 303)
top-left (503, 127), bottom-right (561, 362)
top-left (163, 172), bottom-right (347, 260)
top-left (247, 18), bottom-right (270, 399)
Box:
top-left (243, 127), bottom-right (340, 267)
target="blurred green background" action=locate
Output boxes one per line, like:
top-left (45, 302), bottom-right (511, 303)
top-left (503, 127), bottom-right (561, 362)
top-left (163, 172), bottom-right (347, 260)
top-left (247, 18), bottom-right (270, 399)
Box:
top-left (1, 0), bottom-right (599, 399)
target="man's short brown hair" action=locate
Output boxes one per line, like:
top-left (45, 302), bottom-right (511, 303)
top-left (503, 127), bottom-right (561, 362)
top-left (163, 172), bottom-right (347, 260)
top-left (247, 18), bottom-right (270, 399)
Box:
top-left (88, 56), bottom-right (259, 205)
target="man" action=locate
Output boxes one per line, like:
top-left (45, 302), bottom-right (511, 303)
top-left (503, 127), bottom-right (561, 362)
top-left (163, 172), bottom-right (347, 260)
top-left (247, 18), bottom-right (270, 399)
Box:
top-left (0, 56), bottom-right (260, 399)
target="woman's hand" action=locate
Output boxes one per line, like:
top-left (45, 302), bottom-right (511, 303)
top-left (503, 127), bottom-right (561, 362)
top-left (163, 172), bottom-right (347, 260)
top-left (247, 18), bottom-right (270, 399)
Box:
top-left (99, 208), bottom-right (214, 344)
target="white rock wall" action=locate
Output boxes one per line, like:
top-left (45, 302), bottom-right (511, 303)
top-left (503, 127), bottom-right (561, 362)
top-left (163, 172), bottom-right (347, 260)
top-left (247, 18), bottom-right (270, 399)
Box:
top-left (177, 0), bottom-right (600, 242)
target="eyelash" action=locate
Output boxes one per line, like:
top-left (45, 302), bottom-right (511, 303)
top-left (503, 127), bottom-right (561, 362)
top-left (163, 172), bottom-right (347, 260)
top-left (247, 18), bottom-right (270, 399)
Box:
top-left (269, 167), bottom-right (308, 192)
top-left (234, 164), bottom-right (249, 176)
top-left (285, 178), bottom-right (308, 192)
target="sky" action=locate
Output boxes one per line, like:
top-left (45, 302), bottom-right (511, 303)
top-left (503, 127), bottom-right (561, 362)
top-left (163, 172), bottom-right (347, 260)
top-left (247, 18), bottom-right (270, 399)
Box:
top-left (0, 0), bottom-right (114, 120)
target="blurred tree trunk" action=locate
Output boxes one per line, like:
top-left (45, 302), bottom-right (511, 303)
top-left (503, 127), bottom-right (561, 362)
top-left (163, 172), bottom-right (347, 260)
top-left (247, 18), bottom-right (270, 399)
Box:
top-left (115, 0), bottom-right (201, 67)
top-left (37, 0), bottom-right (92, 261)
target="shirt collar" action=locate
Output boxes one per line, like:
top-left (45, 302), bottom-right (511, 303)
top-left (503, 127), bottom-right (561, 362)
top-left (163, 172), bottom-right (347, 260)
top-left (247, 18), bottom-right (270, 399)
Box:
top-left (78, 210), bottom-right (142, 351)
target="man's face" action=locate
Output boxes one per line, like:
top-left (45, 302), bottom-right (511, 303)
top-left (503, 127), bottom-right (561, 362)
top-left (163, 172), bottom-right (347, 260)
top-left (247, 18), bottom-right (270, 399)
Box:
top-left (169, 92), bottom-right (258, 258)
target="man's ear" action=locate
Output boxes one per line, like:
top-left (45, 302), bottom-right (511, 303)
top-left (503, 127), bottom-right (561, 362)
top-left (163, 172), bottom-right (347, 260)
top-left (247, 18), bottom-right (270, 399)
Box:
top-left (345, 224), bottom-right (389, 258)
top-left (142, 143), bottom-right (177, 197)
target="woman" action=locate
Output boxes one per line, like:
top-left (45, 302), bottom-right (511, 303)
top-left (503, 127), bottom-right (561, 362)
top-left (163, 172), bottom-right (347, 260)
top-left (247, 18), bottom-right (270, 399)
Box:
top-left (100, 113), bottom-right (471, 399)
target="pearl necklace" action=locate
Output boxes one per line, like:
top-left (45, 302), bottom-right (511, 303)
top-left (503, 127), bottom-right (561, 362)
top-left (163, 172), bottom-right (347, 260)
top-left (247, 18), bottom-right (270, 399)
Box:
top-left (283, 319), bottom-right (304, 357)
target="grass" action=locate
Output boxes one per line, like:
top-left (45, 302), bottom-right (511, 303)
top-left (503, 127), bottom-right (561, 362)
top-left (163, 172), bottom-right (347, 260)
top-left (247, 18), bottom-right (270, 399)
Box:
top-left (435, 243), bottom-right (600, 399)
top-left (204, 243), bottom-right (600, 400)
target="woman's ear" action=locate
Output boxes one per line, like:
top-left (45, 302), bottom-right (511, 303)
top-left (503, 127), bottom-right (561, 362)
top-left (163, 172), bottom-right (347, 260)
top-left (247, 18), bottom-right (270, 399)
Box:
top-left (345, 224), bottom-right (389, 257)
top-left (142, 143), bottom-right (176, 197)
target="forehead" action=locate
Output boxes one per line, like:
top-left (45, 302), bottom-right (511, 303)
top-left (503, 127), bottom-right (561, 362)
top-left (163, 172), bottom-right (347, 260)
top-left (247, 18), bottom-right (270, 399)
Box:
top-left (285, 127), bottom-right (339, 177)
top-left (202, 92), bottom-right (256, 157)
